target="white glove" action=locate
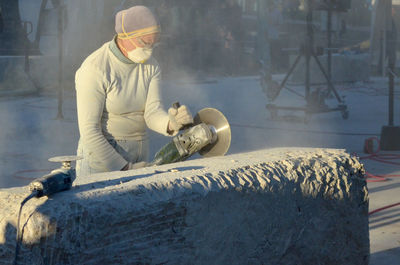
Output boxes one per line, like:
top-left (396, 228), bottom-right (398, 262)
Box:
top-left (121, 161), bottom-right (147, 171)
top-left (168, 105), bottom-right (194, 133)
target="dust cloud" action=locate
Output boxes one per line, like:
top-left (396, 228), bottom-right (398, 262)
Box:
top-left (0, 1), bottom-right (383, 188)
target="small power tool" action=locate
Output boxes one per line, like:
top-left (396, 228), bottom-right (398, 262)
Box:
top-left (150, 103), bottom-right (231, 165)
top-left (14, 156), bottom-right (81, 265)
top-left (29, 156), bottom-right (81, 197)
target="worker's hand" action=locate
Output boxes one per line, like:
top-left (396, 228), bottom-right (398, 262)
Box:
top-left (168, 105), bottom-right (193, 133)
top-left (121, 161), bottom-right (147, 171)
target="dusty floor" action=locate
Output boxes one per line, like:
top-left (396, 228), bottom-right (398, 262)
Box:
top-left (365, 156), bottom-right (400, 264)
top-left (0, 75), bottom-right (399, 264)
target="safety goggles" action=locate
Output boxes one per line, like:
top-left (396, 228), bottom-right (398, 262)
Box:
top-left (137, 38), bottom-right (160, 49)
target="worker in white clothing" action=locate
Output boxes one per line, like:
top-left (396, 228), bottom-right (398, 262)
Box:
top-left (75, 5), bottom-right (193, 176)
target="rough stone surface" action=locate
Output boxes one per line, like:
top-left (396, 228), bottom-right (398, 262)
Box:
top-left (0, 148), bottom-right (369, 265)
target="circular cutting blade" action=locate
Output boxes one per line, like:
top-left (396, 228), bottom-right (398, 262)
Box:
top-left (194, 108), bottom-right (231, 157)
top-left (49, 156), bottom-right (83, 163)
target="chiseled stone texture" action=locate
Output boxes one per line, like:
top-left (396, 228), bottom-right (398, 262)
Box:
top-left (0, 148), bottom-right (369, 265)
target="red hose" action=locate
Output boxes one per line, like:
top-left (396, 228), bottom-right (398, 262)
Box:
top-left (364, 172), bottom-right (388, 182)
top-left (368, 202), bottom-right (400, 216)
top-left (358, 137), bottom-right (400, 215)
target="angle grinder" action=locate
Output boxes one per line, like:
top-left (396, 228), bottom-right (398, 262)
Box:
top-left (29, 155), bottom-right (81, 197)
top-left (150, 103), bottom-right (231, 165)
top-left (14, 156), bottom-right (81, 265)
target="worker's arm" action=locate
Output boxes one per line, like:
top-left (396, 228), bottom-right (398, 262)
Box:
top-left (75, 65), bottom-right (127, 172)
top-left (143, 65), bottom-right (171, 135)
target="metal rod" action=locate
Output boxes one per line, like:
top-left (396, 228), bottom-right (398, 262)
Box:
top-left (278, 54), bottom-right (302, 92)
top-left (312, 53), bottom-right (342, 103)
top-left (56, 5), bottom-right (64, 120)
top-left (305, 1), bottom-right (313, 101)
top-left (388, 62), bottom-right (395, 126)
top-left (284, 85), bottom-right (305, 99)
top-left (305, 49), bottom-right (310, 100)
top-left (383, 30), bottom-right (387, 77)
top-left (34, 0), bottom-right (49, 48)
top-left (23, 22), bottom-right (30, 73)
top-left (327, 6), bottom-right (332, 80)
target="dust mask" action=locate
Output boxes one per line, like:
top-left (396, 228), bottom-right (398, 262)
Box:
top-left (127, 47), bottom-right (153, 64)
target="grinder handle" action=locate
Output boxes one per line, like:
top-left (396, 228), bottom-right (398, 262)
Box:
top-left (172, 102), bottom-right (193, 131)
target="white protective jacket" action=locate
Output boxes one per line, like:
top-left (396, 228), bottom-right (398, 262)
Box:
top-left (75, 37), bottom-right (170, 172)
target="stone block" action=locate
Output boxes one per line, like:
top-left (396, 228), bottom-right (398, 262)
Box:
top-left (0, 148), bottom-right (369, 265)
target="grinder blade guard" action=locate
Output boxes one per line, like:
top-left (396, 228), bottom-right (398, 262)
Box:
top-left (151, 107), bottom-right (231, 166)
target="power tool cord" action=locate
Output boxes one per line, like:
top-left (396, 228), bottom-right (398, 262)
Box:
top-left (13, 190), bottom-right (39, 265)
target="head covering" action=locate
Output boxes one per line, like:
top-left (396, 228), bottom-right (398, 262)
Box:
top-left (115, 6), bottom-right (160, 40)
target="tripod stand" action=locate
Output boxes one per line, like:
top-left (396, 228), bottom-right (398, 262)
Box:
top-left (264, 0), bottom-right (348, 121)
